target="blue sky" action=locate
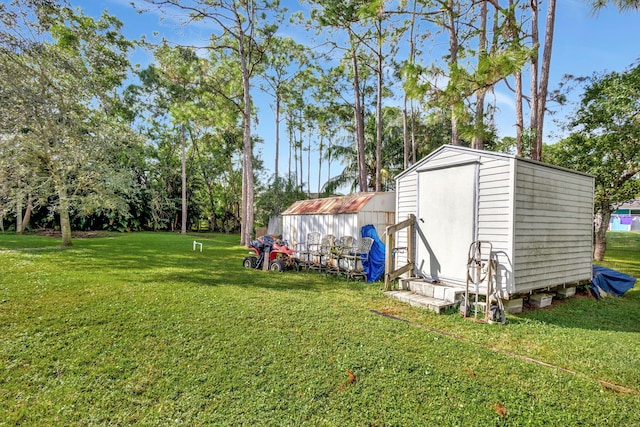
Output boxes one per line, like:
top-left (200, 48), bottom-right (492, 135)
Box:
top-left (71, 0), bottom-right (640, 191)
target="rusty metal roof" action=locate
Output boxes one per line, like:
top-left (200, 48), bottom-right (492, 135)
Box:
top-left (282, 193), bottom-right (383, 215)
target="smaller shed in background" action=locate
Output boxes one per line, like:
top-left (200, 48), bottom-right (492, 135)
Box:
top-left (281, 192), bottom-right (395, 246)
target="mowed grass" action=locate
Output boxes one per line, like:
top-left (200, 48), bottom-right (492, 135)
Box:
top-left (0, 232), bottom-right (639, 426)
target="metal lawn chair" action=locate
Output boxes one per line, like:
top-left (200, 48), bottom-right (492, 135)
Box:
top-left (326, 235), bottom-right (355, 276)
top-left (342, 237), bottom-right (374, 280)
top-left (293, 231), bottom-right (321, 271)
top-left (309, 234), bottom-right (335, 273)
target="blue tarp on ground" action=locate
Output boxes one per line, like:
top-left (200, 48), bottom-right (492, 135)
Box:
top-left (591, 265), bottom-right (637, 298)
top-left (361, 224), bottom-right (385, 282)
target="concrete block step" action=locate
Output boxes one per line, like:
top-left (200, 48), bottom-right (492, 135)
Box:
top-left (385, 290), bottom-right (459, 314)
top-left (399, 279), bottom-right (466, 303)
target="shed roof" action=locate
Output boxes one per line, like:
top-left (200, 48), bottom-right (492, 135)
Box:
top-left (282, 192), bottom-right (389, 215)
top-left (395, 144), bottom-right (593, 181)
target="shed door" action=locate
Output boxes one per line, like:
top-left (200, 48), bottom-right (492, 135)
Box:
top-left (416, 163), bottom-right (478, 285)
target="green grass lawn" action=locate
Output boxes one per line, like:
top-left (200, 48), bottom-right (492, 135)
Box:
top-left (1, 231), bottom-right (639, 426)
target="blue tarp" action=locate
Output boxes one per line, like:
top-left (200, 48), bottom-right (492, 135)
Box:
top-left (361, 224), bottom-right (385, 282)
top-left (591, 265), bottom-right (637, 298)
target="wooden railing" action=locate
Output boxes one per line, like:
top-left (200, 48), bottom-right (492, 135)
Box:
top-left (384, 214), bottom-right (415, 291)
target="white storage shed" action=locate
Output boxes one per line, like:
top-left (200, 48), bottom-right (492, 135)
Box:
top-left (394, 145), bottom-right (594, 297)
top-left (282, 192), bottom-right (395, 246)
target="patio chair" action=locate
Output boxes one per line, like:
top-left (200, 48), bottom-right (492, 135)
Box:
top-left (309, 234), bottom-right (335, 273)
top-left (326, 235), bottom-right (355, 276)
top-left (293, 231), bottom-right (321, 271)
top-left (342, 237), bottom-right (374, 281)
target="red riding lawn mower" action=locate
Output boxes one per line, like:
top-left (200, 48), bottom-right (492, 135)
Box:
top-left (242, 235), bottom-right (300, 272)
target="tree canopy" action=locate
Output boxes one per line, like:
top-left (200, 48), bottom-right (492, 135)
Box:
top-left (544, 64), bottom-right (640, 260)
top-left (0, 0), bottom-right (136, 245)
top-left (0, 0), bottom-right (638, 249)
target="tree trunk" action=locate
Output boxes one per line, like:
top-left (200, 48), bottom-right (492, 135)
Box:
top-left (317, 135), bottom-right (323, 195)
top-left (288, 118), bottom-right (293, 181)
top-left (410, 104), bottom-right (417, 163)
top-left (504, 0), bottom-right (524, 156)
top-left (535, 0), bottom-right (557, 161)
top-left (406, 0), bottom-right (417, 166)
top-left (529, 1), bottom-right (539, 160)
top-left (594, 208), bottom-right (611, 261)
top-left (515, 70), bottom-right (524, 156)
top-left (446, 0), bottom-right (460, 146)
top-left (298, 121), bottom-right (303, 190)
top-left (375, 16), bottom-right (383, 192)
top-left (20, 194), bottom-right (33, 233)
top-left (473, 89), bottom-right (486, 150)
top-left (472, 1), bottom-right (488, 151)
top-left (275, 96), bottom-right (280, 182)
top-left (351, 35), bottom-right (367, 193)
top-left (327, 138), bottom-right (332, 191)
top-left (403, 103), bottom-right (409, 170)
top-left (16, 194), bottom-right (23, 234)
top-left (181, 125), bottom-right (187, 235)
top-left (240, 47), bottom-right (254, 246)
top-left (307, 132), bottom-right (311, 197)
top-left (58, 188), bottom-right (72, 247)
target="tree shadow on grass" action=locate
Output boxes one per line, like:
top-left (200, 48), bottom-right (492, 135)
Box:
top-left (146, 266), bottom-right (368, 292)
top-left (507, 288), bottom-right (640, 333)
top-left (47, 234), bottom-right (363, 293)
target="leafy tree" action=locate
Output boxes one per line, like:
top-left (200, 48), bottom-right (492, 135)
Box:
top-left (544, 64), bottom-right (640, 261)
top-left (155, 45), bottom-right (203, 234)
top-left (260, 36), bottom-right (311, 183)
top-left (324, 106), bottom-right (452, 193)
top-left (131, 42), bottom-right (247, 233)
top-left (142, 0), bottom-right (282, 244)
top-left (0, 1), bottom-right (135, 246)
top-left (400, 1), bottom-right (529, 153)
top-left (255, 176), bottom-right (308, 227)
top-left (306, 0), bottom-right (377, 193)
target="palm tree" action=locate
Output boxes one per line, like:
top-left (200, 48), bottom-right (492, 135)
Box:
top-left (590, 0), bottom-right (640, 10)
top-left (323, 107), bottom-right (423, 194)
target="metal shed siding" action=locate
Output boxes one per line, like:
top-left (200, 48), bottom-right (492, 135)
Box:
top-left (395, 145), bottom-right (594, 296)
top-left (512, 162), bottom-right (594, 292)
top-left (358, 192), bottom-right (396, 238)
top-left (476, 157), bottom-right (515, 293)
top-left (394, 173), bottom-right (417, 270)
top-left (282, 213), bottom-right (333, 246)
top-left (331, 214), bottom-right (356, 240)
